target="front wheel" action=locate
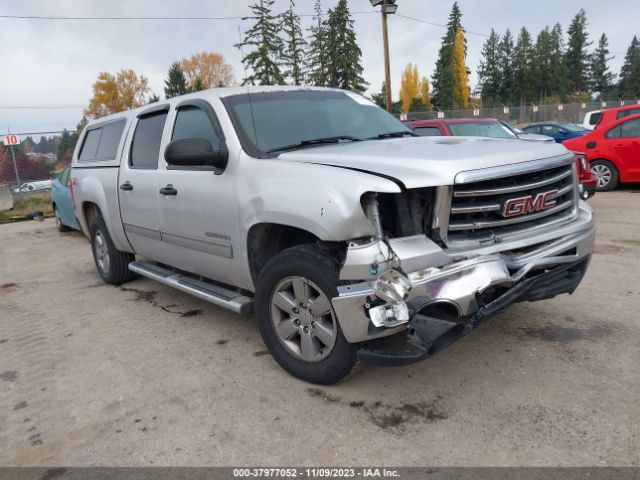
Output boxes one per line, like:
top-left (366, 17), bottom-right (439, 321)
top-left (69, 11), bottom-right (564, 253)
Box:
top-left (90, 216), bottom-right (136, 285)
top-left (255, 244), bottom-right (357, 385)
top-left (591, 160), bottom-right (619, 191)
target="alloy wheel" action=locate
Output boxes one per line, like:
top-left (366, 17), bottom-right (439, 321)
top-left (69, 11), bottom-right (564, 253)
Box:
top-left (94, 230), bottom-right (111, 275)
top-left (591, 164), bottom-right (611, 189)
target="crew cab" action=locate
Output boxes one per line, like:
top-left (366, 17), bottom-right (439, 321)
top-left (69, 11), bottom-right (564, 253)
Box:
top-left (71, 87), bottom-right (595, 384)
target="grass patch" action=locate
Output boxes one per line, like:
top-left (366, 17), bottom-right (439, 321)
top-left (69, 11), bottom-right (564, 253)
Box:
top-left (0, 191), bottom-right (53, 224)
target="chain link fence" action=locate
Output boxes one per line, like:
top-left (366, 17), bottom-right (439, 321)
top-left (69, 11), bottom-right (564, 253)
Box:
top-left (401, 99), bottom-right (640, 126)
top-left (0, 130), bottom-right (70, 219)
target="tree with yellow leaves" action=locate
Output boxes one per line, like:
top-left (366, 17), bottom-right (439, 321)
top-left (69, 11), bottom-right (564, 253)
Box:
top-left (420, 76), bottom-right (433, 111)
top-left (451, 27), bottom-right (470, 109)
top-left (399, 63), bottom-right (420, 113)
top-left (85, 70), bottom-right (150, 118)
top-left (180, 52), bottom-right (234, 90)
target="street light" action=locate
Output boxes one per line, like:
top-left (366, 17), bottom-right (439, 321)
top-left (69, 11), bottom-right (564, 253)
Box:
top-left (370, 0), bottom-right (397, 113)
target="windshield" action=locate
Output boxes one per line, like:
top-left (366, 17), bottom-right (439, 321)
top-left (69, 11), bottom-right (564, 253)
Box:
top-left (222, 90), bottom-right (413, 155)
top-left (559, 123), bottom-right (588, 132)
top-left (448, 121), bottom-right (518, 139)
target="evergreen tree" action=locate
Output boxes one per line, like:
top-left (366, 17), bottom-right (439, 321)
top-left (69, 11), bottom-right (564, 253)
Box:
top-left (281, 0), bottom-right (306, 85)
top-left (164, 62), bottom-right (188, 99)
top-left (565, 9), bottom-right (591, 95)
top-left (325, 0), bottom-right (367, 92)
top-left (306, 0), bottom-right (329, 87)
top-left (236, 0), bottom-right (284, 86)
top-left (431, 2), bottom-right (464, 109)
top-left (191, 77), bottom-right (205, 93)
top-left (148, 93), bottom-right (160, 104)
top-left (498, 29), bottom-right (516, 105)
top-left (618, 36), bottom-right (640, 98)
top-left (371, 82), bottom-right (402, 113)
top-left (590, 33), bottom-right (615, 96)
top-left (451, 27), bottom-right (470, 109)
top-left (513, 27), bottom-right (535, 104)
top-left (549, 23), bottom-right (568, 99)
top-left (477, 29), bottom-right (502, 106)
top-left (532, 27), bottom-right (553, 101)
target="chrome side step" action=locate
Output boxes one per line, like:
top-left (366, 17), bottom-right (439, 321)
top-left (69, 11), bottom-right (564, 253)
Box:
top-left (128, 261), bottom-right (254, 315)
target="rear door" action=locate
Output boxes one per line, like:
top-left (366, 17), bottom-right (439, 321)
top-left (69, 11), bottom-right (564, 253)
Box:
top-left (118, 105), bottom-right (169, 258)
top-left (606, 118), bottom-right (640, 181)
top-left (155, 99), bottom-right (239, 286)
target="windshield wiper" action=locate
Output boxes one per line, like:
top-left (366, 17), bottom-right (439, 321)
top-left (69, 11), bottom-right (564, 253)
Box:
top-left (266, 135), bottom-right (363, 153)
top-left (368, 131), bottom-right (418, 140)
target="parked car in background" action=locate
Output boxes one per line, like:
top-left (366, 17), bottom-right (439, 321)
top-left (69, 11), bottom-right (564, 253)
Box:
top-left (563, 113), bottom-right (640, 191)
top-left (51, 165), bottom-right (80, 232)
top-left (13, 180), bottom-right (52, 193)
top-left (409, 118), bottom-right (595, 198)
top-left (583, 104), bottom-right (640, 131)
top-left (521, 122), bottom-right (589, 143)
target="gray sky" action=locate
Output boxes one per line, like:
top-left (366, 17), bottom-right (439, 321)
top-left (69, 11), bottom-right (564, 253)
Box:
top-left (0, 0), bottom-right (637, 134)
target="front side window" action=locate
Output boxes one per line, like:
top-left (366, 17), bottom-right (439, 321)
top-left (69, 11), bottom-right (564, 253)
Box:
top-left (222, 90), bottom-right (412, 155)
top-left (542, 125), bottom-right (560, 135)
top-left (172, 106), bottom-right (222, 149)
top-left (130, 112), bottom-right (168, 169)
top-left (523, 126), bottom-right (541, 134)
top-left (414, 127), bottom-right (443, 137)
top-left (448, 122), bottom-right (517, 139)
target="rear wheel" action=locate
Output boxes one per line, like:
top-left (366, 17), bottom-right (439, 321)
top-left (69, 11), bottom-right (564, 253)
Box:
top-left (54, 206), bottom-right (70, 233)
top-left (255, 244), bottom-right (357, 384)
top-left (90, 216), bottom-right (136, 285)
top-left (591, 160), bottom-right (619, 191)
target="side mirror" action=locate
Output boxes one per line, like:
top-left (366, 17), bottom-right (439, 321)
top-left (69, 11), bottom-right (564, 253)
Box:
top-left (164, 137), bottom-right (228, 174)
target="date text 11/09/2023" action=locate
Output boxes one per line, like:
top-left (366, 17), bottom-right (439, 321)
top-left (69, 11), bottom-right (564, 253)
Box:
top-left (232, 468), bottom-right (400, 478)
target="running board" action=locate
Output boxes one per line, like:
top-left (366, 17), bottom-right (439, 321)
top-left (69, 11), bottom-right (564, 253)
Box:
top-left (128, 261), bottom-right (254, 315)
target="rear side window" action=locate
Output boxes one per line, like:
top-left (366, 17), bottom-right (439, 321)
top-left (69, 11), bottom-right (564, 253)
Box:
top-left (79, 128), bottom-right (101, 161)
top-left (96, 121), bottom-right (126, 159)
top-left (616, 108), bottom-right (640, 120)
top-left (589, 112), bottom-right (603, 126)
top-left (78, 120), bottom-right (126, 162)
top-left (130, 112), bottom-right (168, 169)
top-left (620, 118), bottom-right (640, 138)
top-left (172, 106), bottom-right (222, 149)
top-left (414, 127), bottom-right (443, 136)
top-left (523, 126), bottom-right (541, 134)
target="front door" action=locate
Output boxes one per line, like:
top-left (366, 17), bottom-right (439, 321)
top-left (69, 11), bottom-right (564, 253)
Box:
top-left (118, 105), bottom-right (169, 259)
top-left (610, 117), bottom-right (640, 181)
top-left (156, 100), bottom-right (239, 286)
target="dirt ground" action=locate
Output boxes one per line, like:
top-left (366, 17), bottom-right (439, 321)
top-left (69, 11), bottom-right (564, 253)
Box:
top-left (1, 190), bottom-right (639, 467)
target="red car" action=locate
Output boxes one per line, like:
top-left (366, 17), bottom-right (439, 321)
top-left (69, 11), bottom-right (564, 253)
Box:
top-left (563, 113), bottom-right (640, 191)
top-left (587, 103), bottom-right (640, 131)
top-left (410, 118), bottom-right (597, 199)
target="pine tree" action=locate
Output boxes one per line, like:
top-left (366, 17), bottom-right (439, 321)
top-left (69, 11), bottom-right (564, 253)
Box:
top-left (399, 63), bottom-right (420, 113)
top-left (431, 2), bottom-right (464, 109)
top-left (513, 27), bottom-right (534, 104)
top-left (498, 29), bottom-right (516, 105)
top-left (477, 29), bottom-right (502, 106)
top-left (451, 27), bottom-right (470, 109)
top-left (148, 93), bottom-right (160, 103)
top-left (618, 36), bottom-right (640, 98)
top-left (281, 0), bottom-right (306, 85)
top-left (549, 23), bottom-right (568, 99)
top-left (565, 9), bottom-right (591, 95)
top-left (236, 0), bottom-right (284, 86)
top-left (371, 82), bottom-right (402, 113)
top-left (164, 62), bottom-right (189, 99)
top-left (191, 77), bottom-right (205, 93)
top-left (590, 33), bottom-right (615, 96)
top-left (325, 0), bottom-right (367, 92)
top-left (306, 0), bottom-right (329, 87)
top-left (532, 27), bottom-right (553, 101)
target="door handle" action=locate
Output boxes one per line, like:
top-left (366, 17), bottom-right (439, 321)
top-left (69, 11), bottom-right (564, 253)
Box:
top-left (119, 182), bottom-right (133, 191)
top-left (159, 184), bottom-right (178, 196)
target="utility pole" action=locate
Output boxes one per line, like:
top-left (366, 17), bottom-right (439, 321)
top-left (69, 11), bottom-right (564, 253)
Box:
top-left (371, 1), bottom-right (398, 113)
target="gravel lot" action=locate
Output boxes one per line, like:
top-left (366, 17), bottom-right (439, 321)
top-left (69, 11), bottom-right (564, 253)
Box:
top-left (1, 190), bottom-right (639, 467)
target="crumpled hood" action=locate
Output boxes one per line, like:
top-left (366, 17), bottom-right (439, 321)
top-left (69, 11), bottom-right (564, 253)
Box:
top-left (278, 136), bottom-right (571, 188)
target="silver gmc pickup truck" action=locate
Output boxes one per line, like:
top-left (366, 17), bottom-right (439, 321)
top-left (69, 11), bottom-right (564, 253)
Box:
top-left (71, 86), bottom-right (595, 384)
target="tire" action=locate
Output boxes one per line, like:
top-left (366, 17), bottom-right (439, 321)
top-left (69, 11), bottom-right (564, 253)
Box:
top-left (255, 244), bottom-right (357, 385)
top-left (53, 206), bottom-right (71, 233)
top-left (90, 216), bottom-right (136, 285)
top-left (590, 160), bottom-right (619, 192)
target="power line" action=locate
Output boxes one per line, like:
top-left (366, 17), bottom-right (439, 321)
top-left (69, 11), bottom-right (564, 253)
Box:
top-left (0, 12), bottom-right (378, 21)
top-left (0, 105), bottom-right (84, 109)
top-left (395, 13), bottom-right (490, 37)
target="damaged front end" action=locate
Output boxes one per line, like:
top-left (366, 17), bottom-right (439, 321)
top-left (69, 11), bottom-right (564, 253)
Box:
top-left (330, 157), bottom-right (595, 366)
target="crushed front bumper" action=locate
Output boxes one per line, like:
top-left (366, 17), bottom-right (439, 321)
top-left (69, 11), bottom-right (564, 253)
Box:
top-left (331, 214), bottom-right (595, 345)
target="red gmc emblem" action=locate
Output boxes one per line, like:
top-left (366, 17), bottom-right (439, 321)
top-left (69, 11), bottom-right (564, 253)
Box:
top-left (502, 190), bottom-right (558, 217)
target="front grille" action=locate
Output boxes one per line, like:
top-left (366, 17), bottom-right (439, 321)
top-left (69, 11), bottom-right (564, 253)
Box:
top-left (446, 163), bottom-right (577, 243)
